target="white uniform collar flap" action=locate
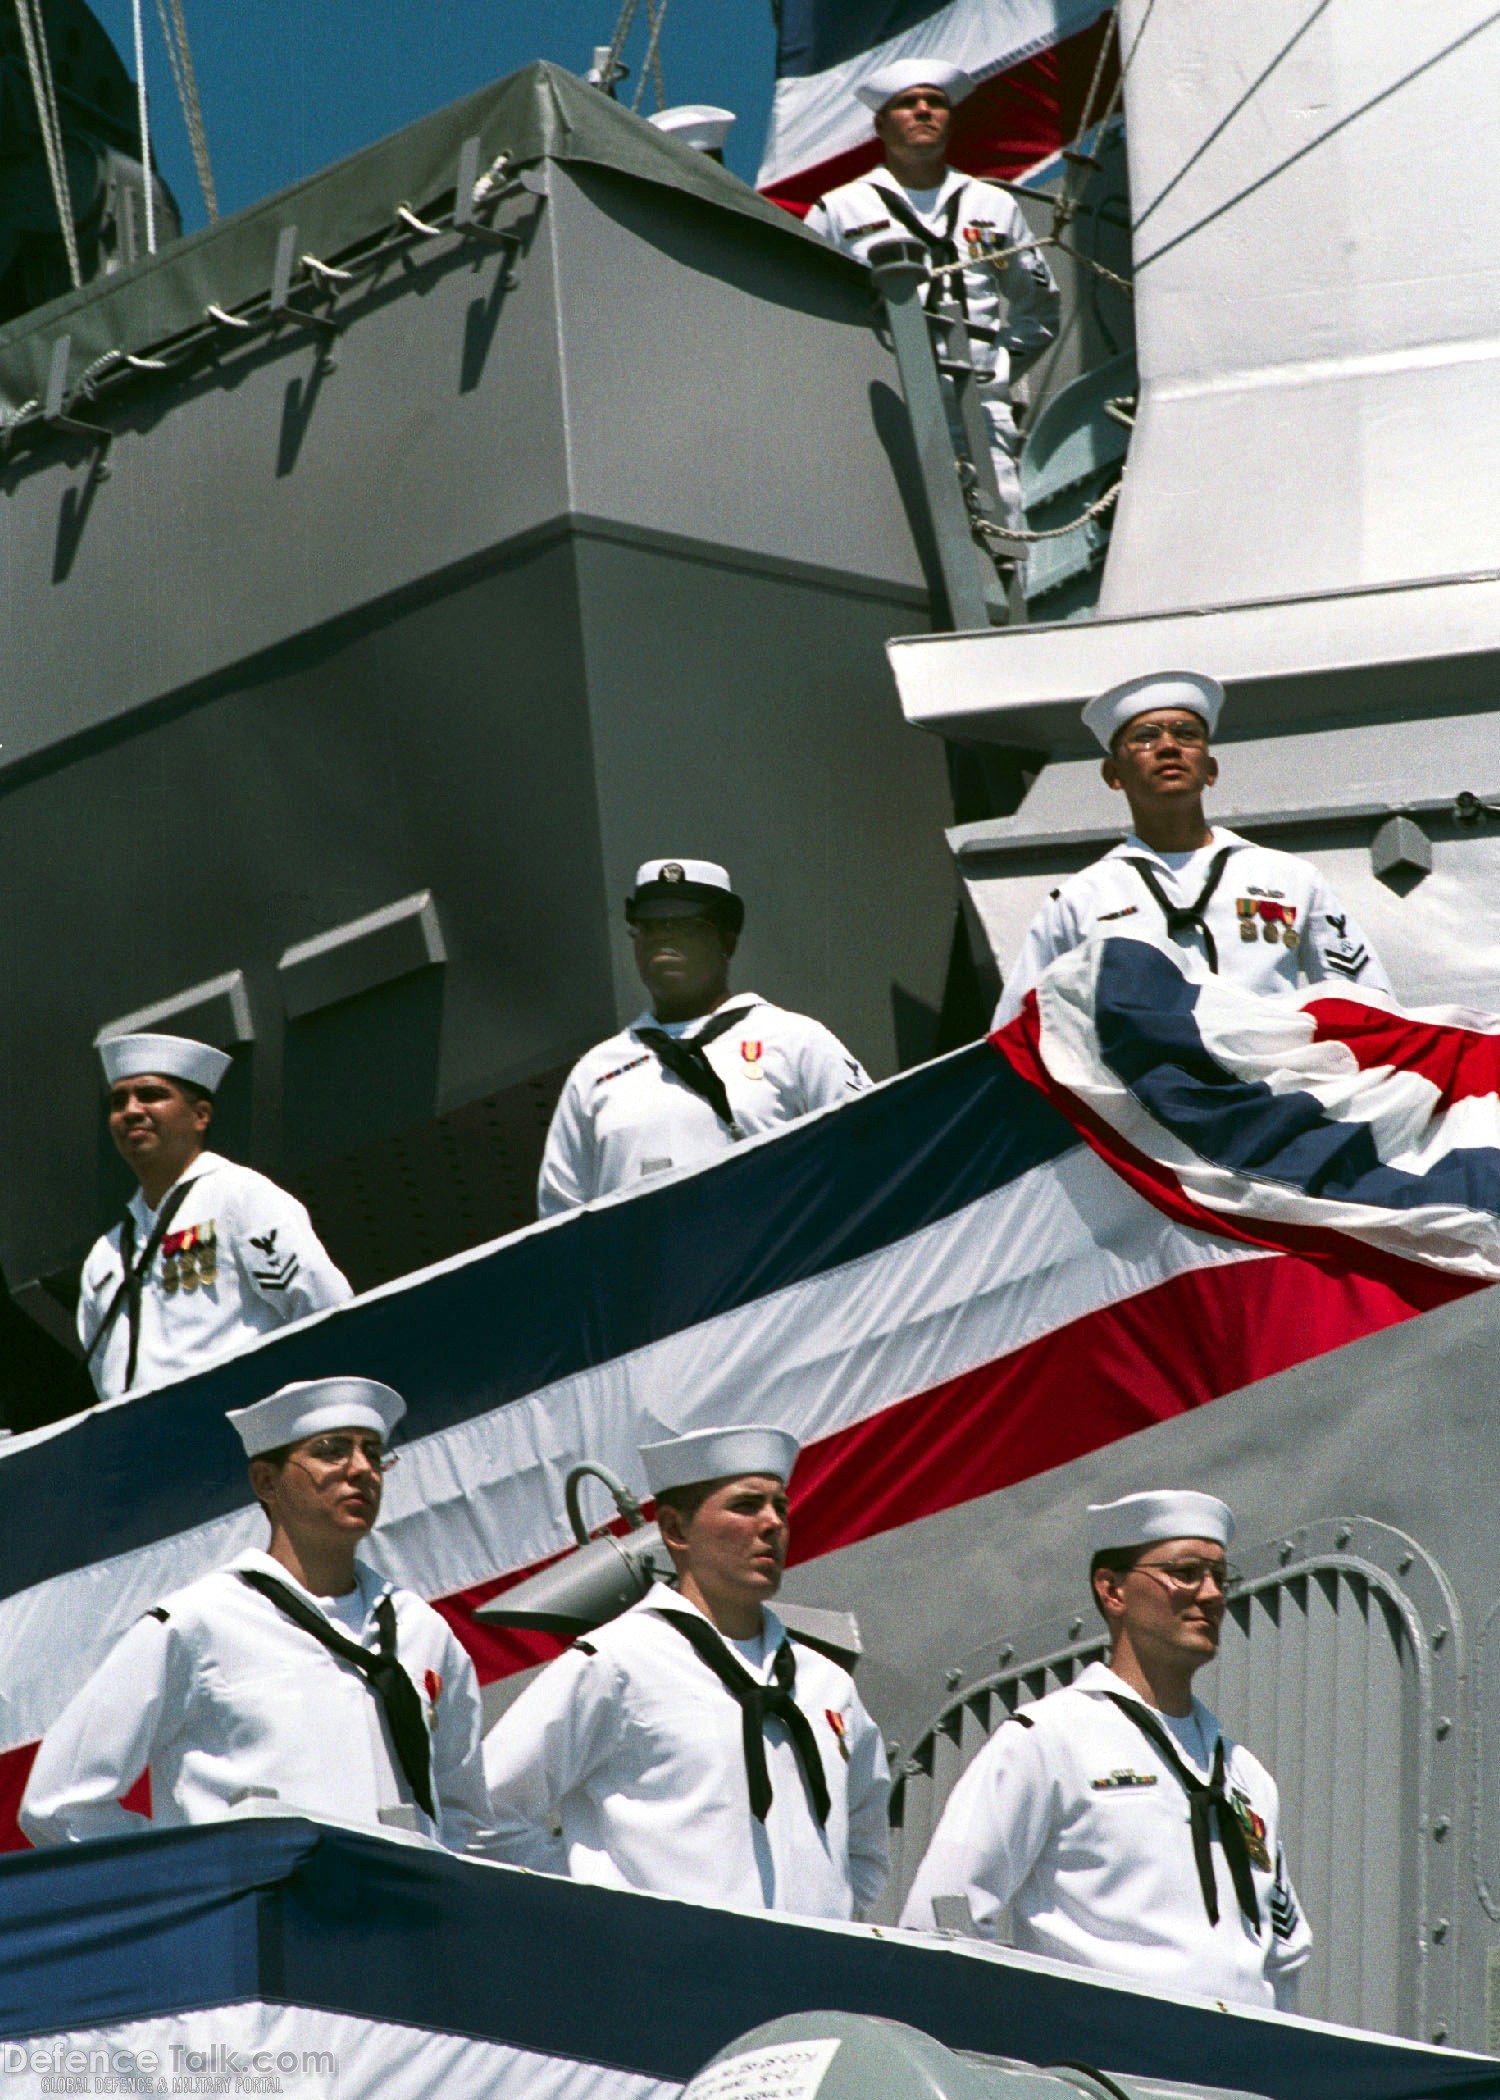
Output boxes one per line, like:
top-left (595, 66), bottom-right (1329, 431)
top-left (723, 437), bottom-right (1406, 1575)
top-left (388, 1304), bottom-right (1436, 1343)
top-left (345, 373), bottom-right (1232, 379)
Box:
top-left (128, 1148), bottom-right (225, 1229)
top-left (1110, 827), bottom-right (1246, 868)
top-left (640, 1581), bottom-right (786, 1658)
top-left (629, 995), bottom-right (763, 1042)
top-left (1076, 1659), bottom-right (1211, 1731)
top-left (230, 1547), bottom-right (393, 1626)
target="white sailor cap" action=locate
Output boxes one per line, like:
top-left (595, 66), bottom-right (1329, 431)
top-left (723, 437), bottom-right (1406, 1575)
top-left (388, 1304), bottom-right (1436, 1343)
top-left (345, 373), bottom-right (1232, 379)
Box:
top-left (626, 858), bottom-right (745, 931)
top-left (640, 1425), bottom-right (799, 1496)
top-left (1087, 1489), bottom-right (1235, 1555)
top-left (854, 59), bottom-right (975, 114)
top-left (227, 1377), bottom-right (406, 1459)
top-left (1082, 671), bottom-right (1224, 753)
top-left (648, 104), bottom-right (736, 154)
top-left (98, 1031), bottom-right (232, 1094)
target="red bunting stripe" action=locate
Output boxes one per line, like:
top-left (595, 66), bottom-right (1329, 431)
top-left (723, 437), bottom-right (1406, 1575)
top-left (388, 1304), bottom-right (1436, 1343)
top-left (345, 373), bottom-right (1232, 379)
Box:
top-left (1305, 1000), bottom-right (1500, 1106)
top-left (0, 1238), bottom-right (1465, 1854)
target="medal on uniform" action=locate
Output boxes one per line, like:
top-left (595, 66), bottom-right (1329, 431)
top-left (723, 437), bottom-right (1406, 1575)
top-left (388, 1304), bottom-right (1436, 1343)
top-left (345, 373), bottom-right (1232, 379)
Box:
top-left (1230, 1786), bottom-right (1272, 1870)
top-left (163, 1221), bottom-right (218, 1293)
top-left (1253, 899), bottom-right (1295, 946)
top-left (1236, 897), bottom-right (1259, 943)
top-left (824, 1708), bottom-right (850, 1762)
top-left (741, 1038), bottom-right (765, 1081)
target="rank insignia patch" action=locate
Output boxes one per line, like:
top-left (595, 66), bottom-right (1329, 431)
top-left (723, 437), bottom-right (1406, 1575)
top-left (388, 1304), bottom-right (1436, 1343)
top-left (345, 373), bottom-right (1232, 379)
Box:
top-left (1269, 1853), bottom-right (1301, 1939)
top-left (249, 1227), bottom-right (300, 1294)
top-left (1322, 912), bottom-right (1370, 979)
top-left (1091, 1769), bottom-right (1158, 1790)
top-left (825, 1709), bottom-right (851, 1761)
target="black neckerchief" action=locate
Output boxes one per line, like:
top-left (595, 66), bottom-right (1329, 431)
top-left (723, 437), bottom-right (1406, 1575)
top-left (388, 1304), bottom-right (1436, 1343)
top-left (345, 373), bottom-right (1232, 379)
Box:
top-left (85, 1180), bottom-right (194, 1387)
top-left (870, 180), bottom-right (969, 314)
top-left (1100, 1690), bottom-right (1260, 1931)
top-left (656, 1609), bottom-right (831, 1827)
top-left (635, 1001), bottom-right (759, 1137)
top-left (237, 1568), bottom-right (435, 1818)
top-left (1123, 845), bottom-right (1234, 973)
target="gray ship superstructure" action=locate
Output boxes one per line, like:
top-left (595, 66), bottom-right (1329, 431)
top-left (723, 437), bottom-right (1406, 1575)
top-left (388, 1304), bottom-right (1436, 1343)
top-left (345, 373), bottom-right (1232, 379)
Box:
top-left (0, 61), bottom-right (957, 1406)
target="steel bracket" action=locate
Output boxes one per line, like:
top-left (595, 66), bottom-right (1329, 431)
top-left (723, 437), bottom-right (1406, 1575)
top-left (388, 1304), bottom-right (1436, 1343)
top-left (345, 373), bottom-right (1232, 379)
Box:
top-left (453, 137), bottom-right (523, 251)
top-left (43, 337), bottom-right (111, 450)
top-left (270, 227), bottom-right (340, 335)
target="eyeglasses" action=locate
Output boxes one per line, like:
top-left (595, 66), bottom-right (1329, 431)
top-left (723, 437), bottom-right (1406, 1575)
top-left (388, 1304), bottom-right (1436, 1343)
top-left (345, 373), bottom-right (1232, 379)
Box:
top-left (293, 1435), bottom-right (398, 1476)
top-left (1130, 1556), bottom-right (1241, 1596)
top-left (1120, 721), bottom-right (1209, 750)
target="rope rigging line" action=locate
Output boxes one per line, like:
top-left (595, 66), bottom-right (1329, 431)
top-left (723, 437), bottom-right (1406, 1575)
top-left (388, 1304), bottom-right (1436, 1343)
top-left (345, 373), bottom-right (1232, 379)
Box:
top-left (631, 0), bottom-right (669, 113)
top-left (1049, 0), bottom-right (1174, 240)
top-left (1051, 4), bottom-right (1121, 229)
top-left (1050, 233), bottom-right (1133, 294)
top-left (1055, 88), bottom-right (1125, 230)
top-left (1071, 3), bottom-right (1121, 147)
top-left (1115, 0), bottom-right (1165, 97)
top-left (923, 230), bottom-right (1133, 298)
top-left (77, 347), bottom-right (167, 396)
top-left (130, 0), bottom-right (157, 253)
top-left (153, 0), bottom-right (218, 221)
top-left (973, 474), bottom-right (1122, 544)
top-left (13, 0), bottom-right (82, 287)
top-left (600, 0), bottom-right (640, 97)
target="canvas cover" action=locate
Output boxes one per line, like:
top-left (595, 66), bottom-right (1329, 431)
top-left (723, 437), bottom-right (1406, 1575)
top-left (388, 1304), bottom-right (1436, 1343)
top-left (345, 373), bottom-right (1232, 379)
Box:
top-left (0, 60), bottom-right (826, 416)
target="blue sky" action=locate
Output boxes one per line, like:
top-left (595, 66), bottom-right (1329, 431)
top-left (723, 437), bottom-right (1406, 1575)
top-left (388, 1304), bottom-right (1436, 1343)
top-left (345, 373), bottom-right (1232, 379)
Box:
top-left (90, 2), bottom-right (781, 231)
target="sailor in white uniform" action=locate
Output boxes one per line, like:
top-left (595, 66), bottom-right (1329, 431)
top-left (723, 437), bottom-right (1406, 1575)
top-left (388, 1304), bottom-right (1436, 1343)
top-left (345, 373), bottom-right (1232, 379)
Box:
top-left (78, 1032), bottom-right (353, 1399)
top-left (537, 860), bottom-right (869, 1216)
top-left (994, 673), bottom-right (1392, 1025)
top-left (806, 59), bottom-right (1059, 528)
top-left (21, 1376), bottom-right (491, 1852)
top-left (900, 1490), bottom-right (1312, 2009)
top-left (481, 1425), bottom-right (890, 1919)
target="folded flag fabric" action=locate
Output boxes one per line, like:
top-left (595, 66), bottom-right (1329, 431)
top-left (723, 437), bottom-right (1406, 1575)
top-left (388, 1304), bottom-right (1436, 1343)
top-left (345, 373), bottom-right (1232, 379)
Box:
top-left (995, 929), bottom-right (1500, 1282)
